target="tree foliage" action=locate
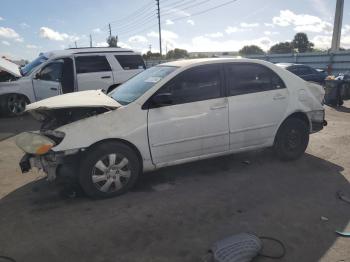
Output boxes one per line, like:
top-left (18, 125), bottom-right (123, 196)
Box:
top-left (269, 42), bottom-right (294, 54)
top-left (239, 45), bottom-right (265, 55)
top-left (107, 36), bottom-right (118, 47)
top-left (291, 32), bottom-right (314, 53)
top-left (166, 48), bottom-right (189, 59)
top-left (142, 51), bottom-right (161, 59)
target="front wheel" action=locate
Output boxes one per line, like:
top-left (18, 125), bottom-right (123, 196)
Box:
top-left (79, 142), bottom-right (141, 199)
top-left (274, 118), bottom-right (309, 161)
top-left (0, 94), bottom-right (28, 116)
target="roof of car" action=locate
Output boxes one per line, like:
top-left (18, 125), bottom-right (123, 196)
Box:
top-left (160, 57), bottom-right (264, 67)
top-left (42, 47), bottom-right (136, 58)
top-left (275, 63), bottom-right (307, 68)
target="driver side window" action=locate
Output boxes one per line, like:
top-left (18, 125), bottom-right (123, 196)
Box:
top-left (37, 62), bottom-right (63, 82)
top-left (157, 64), bottom-right (222, 105)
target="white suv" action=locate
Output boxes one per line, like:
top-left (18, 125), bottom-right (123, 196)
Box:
top-left (16, 58), bottom-right (326, 198)
top-left (0, 47), bottom-right (145, 116)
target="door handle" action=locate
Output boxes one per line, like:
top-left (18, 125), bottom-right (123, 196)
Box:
top-left (101, 76), bottom-right (111, 79)
top-left (210, 104), bottom-right (227, 110)
top-left (50, 87), bottom-right (58, 91)
top-left (273, 94), bottom-right (286, 100)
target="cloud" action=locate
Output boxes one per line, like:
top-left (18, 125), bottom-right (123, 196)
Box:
top-left (26, 44), bottom-right (38, 49)
top-left (163, 8), bottom-right (190, 17)
top-left (264, 23), bottom-right (274, 27)
top-left (20, 22), bottom-right (30, 29)
top-left (147, 30), bottom-right (178, 40)
top-left (0, 27), bottom-right (20, 38)
top-left (263, 31), bottom-right (279, 36)
top-left (14, 37), bottom-right (24, 42)
top-left (1, 40), bottom-right (10, 46)
top-left (165, 19), bottom-right (174, 25)
top-left (312, 35), bottom-right (331, 49)
top-left (96, 42), bottom-right (108, 47)
top-left (240, 22), bottom-right (259, 28)
top-left (187, 19), bottom-right (195, 26)
top-left (205, 32), bottom-right (224, 38)
top-left (118, 41), bottom-right (132, 49)
top-left (92, 28), bottom-right (102, 33)
top-left (188, 36), bottom-right (274, 52)
top-left (272, 9), bottom-right (332, 33)
top-left (0, 16), bottom-right (4, 21)
top-left (128, 35), bottom-right (147, 43)
top-left (39, 27), bottom-right (79, 41)
top-left (225, 26), bottom-right (246, 34)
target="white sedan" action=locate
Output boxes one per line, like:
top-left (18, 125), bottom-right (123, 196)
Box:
top-left (16, 58), bottom-right (326, 198)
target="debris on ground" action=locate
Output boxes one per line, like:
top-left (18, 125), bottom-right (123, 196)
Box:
top-left (336, 231), bottom-right (350, 237)
top-left (321, 216), bottom-right (329, 221)
top-left (242, 160), bottom-right (251, 165)
top-left (337, 191), bottom-right (350, 204)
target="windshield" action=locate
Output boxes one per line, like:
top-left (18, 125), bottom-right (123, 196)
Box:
top-left (109, 65), bottom-right (177, 105)
top-left (21, 55), bottom-right (48, 76)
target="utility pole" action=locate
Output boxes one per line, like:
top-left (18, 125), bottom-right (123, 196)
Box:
top-left (74, 41), bottom-right (77, 48)
top-left (89, 34), bottom-right (92, 47)
top-left (108, 23), bottom-right (112, 38)
top-left (156, 0), bottom-right (162, 57)
top-left (116, 35), bottom-right (118, 47)
top-left (149, 44), bottom-right (152, 53)
top-left (331, 0), bottom-right (344, 52)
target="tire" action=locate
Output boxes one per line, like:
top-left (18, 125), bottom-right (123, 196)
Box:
top-left (0, 94), bottom-right (28, 117)
top-left (79, 141), bottom-right (140, 199)
top-left (274, 118), bottom-right (309, 161)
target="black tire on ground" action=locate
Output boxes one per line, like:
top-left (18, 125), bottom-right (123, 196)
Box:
top-left (273, 118), bottom-right (309, 161)
top-left (0, 94), bottom-right (28, 117)
top-left (79, 141), bottom-right (141, 199)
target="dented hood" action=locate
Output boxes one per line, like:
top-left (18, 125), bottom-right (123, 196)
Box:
top-left (0, 57), bottom-right (21, 77)
top-left (26, 90), bottom-right (121, 112)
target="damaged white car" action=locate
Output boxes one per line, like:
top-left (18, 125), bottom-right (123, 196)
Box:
top-left (16, 58), bottom-right (327, 198)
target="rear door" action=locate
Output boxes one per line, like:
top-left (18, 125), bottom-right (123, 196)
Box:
top-left (113, 54), bottom-right (145, 84)
top-left (75, 55), bottom-right (114, 92)
top-left (225, 63), bottom-right (289, 150)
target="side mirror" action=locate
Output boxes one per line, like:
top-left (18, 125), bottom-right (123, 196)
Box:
top-left (151, 93), bottom-right (173, 107)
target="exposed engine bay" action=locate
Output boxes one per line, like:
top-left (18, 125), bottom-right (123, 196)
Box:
top-left (33, 107), bottom-right (111, 131)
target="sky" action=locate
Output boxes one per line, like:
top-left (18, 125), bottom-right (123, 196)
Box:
top-left (0, 0), bottom-right (349, 60)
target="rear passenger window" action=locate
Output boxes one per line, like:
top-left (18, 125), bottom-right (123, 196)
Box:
top-left (75, 56), bottom-right (111, 74)
top-left (226, 63), bottom-right (285, 96)
top-left (298, 66), bottom-right (313, 75)
top-left (158, 64), bottom-right (222, 105)
top-left (115, 55), bottom-right (145, 70)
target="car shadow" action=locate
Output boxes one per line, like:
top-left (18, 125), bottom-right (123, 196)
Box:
top-left (334, 104), bottom-right (350, 113)
top-left (0, 113), bottom-right (40, 141)
top-left (0, 150), bottom-right (349, 262)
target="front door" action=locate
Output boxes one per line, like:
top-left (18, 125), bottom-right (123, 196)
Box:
top-left (147, 64), bottom-right (229, 165)
top-left (32, 60), bottom-right (63, 100)
top-left (225, 63), bottom-right (289, 150)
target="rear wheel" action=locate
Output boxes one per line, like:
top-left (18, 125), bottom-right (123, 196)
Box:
top-left (274, 118), bottom-right (309, 161)
top-left (0, 94), bottom-right (28, 116)
top-left (79, 141), bottom-right (140, 199)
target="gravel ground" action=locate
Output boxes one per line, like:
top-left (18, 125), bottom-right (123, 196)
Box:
top-left (0, 102), bottom-right (349, 262)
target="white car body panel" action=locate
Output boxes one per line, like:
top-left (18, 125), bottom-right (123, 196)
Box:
top-left (25, 58), bottom-right (325, 173)
top-left (26, 90), bottom-right (121, 111)
top-left (0, 57), bottom-right (21, 77)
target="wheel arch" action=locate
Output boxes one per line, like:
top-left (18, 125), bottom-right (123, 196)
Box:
top-left (275, 111), bottom-right (311, 138)
top-left (85, 138), bottom-right (143, 170)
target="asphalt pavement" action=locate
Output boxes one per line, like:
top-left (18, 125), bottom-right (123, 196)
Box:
top-left (0, 114), bottom-right (40, 141)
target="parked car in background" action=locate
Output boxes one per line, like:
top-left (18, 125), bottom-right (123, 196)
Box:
top-left (276, 63), bottom-right (327, 85)
top-left (17, 58), bottom-right (326, 199)
top-left (0, 47), bottom-right (145, 116)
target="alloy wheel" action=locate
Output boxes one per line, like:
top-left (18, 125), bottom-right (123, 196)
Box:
top-left (7, 94), bottom-right (27, 115)
top-left (91, 153), bottom-right (131, 193)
